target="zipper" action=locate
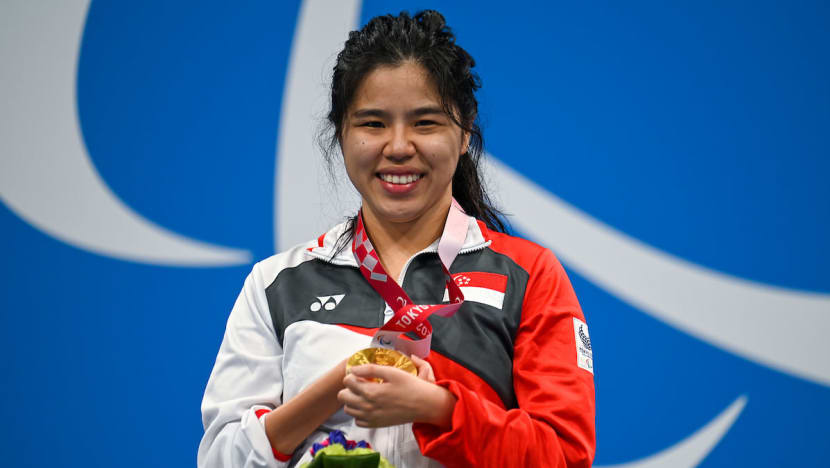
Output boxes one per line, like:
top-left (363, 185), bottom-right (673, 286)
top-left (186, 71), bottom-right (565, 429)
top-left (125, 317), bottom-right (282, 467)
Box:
top-left (396, 239), bottom-right (494, 284)
top-left (395, 248), bottom-right (428, 284)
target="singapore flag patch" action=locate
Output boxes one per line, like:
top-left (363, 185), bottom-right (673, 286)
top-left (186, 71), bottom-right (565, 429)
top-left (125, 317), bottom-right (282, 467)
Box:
top-left (573, 317), bottom-right (594, 374)
top-left (442, 272), bottom-right (508, 310)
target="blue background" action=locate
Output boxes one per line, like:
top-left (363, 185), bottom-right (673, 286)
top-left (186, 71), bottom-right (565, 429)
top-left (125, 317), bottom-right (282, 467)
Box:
top-left (1, 1), bottom-right (828, 466)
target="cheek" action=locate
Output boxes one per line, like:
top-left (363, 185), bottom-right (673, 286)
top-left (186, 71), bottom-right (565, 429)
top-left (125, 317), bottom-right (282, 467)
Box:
top-left (343, 142), bottom-right (376, 178)
top-left (342, 159), bottom-right (365, 197)
top-left (422, 141), bottom-right (462, 171)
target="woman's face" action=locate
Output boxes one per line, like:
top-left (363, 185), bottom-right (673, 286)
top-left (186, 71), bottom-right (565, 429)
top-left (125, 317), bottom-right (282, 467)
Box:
top-left (340, 62), bottom-right (468, 228)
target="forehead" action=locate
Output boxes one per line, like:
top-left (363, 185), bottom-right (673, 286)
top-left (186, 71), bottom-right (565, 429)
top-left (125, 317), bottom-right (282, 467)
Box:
top-left (350, 62), bottom-right (441, 110)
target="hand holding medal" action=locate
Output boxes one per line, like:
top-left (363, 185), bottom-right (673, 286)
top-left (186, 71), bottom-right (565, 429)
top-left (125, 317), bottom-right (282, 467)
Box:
top-left (339, 353), bottom-right (452, 430)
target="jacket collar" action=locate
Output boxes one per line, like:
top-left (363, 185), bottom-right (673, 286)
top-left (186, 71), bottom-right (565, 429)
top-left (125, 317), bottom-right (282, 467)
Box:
top-left (306, 214), bottom-right (491, 267)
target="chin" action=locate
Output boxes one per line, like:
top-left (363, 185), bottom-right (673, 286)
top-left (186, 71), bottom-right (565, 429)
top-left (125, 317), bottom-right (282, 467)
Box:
top-left (372, 200), bottom-right (428, 224)
top-left (378, 208), bottom-right (422, 224)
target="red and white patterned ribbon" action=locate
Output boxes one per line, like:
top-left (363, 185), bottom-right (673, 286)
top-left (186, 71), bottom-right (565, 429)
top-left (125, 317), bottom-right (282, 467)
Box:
top-left (352, 199), bottom-right (468, 357)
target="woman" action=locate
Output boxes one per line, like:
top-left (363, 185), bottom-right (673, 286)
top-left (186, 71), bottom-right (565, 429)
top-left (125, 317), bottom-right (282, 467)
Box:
top-left (199, 10), bottom-right (595, 468)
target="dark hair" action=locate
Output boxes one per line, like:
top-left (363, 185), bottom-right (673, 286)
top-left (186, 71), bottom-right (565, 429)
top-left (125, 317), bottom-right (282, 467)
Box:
top-left (321, 10), bottom-right (506, 238)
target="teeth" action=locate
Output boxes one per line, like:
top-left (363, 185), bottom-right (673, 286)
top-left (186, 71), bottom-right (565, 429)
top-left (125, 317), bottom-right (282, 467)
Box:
top-left (380, 174), bottom-right (421, 184)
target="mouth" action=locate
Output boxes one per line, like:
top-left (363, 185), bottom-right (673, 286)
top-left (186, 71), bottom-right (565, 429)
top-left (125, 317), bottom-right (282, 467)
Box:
top-left (377, 173), bottom-right (422, 185)
top-left (376, 172), bottom-right (424, 194)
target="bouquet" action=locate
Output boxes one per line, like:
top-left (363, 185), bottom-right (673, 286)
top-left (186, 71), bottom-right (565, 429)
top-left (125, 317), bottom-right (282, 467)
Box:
top-left (300, 430), bottom-right (395, 468)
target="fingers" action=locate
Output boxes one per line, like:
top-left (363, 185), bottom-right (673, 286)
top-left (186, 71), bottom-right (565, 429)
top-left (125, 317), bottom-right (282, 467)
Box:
top-left (342, 372), bottom-right (372, 398)
top-left (354, 418), bottom-right (371, 428)
top-left (348, 363), bottom-right (406, 384)
top-left (410, 355), bottom-right (435, 383)
top-left (343, 404), bottom-right (372, 427)
top-left (340, 361), bottom-right (435, 428)
top-left (337, 387), bottom-right (371, 411)
top-left (339, 386), bottom-right (375, 425)
top-left (339, 386), bottom-right (380, 427)
top-left (343, 367), bottom-right (391, 403)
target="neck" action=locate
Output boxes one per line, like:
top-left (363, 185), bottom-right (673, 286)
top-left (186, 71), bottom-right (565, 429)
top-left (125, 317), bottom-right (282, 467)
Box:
top-left (360, 200), bottom-right (451, 280)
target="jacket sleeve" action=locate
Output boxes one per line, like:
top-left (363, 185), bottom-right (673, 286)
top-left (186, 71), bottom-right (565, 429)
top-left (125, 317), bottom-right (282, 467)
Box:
top-left (412, 249), bottom-right (596, 468)
top-left (198, 262), bottom-right (289, 468)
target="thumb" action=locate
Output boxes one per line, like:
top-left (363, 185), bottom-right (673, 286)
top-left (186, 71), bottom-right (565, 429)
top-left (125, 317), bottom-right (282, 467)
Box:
top-left (410, 354), bottom-right (435, 382)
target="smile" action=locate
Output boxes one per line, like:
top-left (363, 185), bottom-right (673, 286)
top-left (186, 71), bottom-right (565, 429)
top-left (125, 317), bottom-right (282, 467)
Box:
top-left (378, 173), bottom-right (422, 185)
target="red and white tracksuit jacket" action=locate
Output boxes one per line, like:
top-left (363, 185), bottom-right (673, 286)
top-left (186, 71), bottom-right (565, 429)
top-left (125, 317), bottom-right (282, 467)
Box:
top-left (198, 215), bottom-right (596, 467)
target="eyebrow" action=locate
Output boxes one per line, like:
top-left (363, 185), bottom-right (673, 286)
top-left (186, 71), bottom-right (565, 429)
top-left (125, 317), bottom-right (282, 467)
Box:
top-left (409, 106), bottom-right (445, 118)
top-left (351, 106), bottom-right (446, 119)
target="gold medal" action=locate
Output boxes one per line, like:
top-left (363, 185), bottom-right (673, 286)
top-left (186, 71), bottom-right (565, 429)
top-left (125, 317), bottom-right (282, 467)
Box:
top-left (346, 347), bottom-right (417, 383)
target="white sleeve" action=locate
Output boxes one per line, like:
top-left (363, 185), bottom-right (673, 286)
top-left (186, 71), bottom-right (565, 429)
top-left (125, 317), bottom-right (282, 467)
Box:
top-left (198, 262), bottom-right (288, 468)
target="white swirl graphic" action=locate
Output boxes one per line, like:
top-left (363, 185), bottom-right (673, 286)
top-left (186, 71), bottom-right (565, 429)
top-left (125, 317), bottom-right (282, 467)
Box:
top-left (0, 0), bottom-right (251, 266)
top-left (275, 0), bottom-right (362, 251)
top-left (595, 396), bottom-right (747, 468)
top-left (486, 157), bottom-right (830, 387)
top-left (0, 0), bottom-right (794, 465)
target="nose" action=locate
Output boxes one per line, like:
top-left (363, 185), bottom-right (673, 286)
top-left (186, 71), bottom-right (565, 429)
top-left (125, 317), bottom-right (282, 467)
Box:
top-left (382, 124), bottom-right (415, 161)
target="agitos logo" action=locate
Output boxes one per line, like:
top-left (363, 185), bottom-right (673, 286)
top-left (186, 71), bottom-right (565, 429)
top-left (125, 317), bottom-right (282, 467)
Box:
top-left (1, 1), bottom-right (828, 467)
top-left (579, 324), bottom-right (592, 352)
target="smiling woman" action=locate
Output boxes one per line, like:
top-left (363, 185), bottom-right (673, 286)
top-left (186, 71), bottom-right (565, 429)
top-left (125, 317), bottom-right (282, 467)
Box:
top-left (341, 62), bottom-right (467, 279)
top-left (199, 10), bottom-right (595, 468)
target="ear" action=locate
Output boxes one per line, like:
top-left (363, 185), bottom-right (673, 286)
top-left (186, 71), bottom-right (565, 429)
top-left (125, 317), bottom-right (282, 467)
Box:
top-left (461, 131), bottom-right (471, 156)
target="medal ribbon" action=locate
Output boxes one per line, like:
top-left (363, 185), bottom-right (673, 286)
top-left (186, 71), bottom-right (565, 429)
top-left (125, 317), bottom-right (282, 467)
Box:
top-left (352, 199), bottom-right (468, 357)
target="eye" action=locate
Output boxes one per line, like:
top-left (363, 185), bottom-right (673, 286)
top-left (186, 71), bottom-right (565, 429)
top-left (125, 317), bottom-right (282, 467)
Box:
top-left (359, 121), bottom-right (384, 128)
top-left (415, 119), bottom-right (438, 127)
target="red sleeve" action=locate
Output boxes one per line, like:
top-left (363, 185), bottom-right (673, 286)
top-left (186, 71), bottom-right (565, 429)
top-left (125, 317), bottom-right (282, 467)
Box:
top-left (412, 246), bottom-right (596, 467)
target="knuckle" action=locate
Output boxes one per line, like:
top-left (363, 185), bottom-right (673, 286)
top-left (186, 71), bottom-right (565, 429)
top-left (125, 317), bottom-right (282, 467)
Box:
top-left (364, 386), bottom-right (379, 401)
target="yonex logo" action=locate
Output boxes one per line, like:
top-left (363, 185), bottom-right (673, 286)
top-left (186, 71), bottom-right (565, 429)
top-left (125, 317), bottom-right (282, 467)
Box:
top-left (309, 294), bottom-right (345, 312)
